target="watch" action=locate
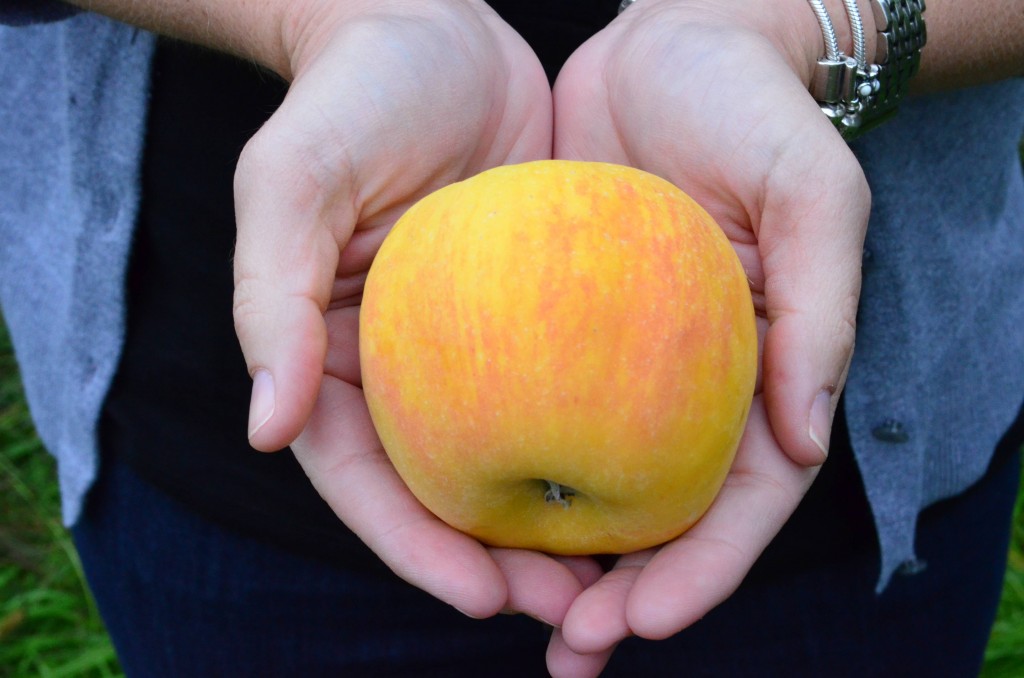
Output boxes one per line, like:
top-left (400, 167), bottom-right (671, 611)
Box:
top-left (811, 0), bottom-right (927, 140)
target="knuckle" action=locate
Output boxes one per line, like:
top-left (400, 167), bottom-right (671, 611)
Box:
top-left (234, 126), bottom-right (276, 197)
top-left (231, 275), bottom-right (269, 339)
top-left (836, 301), bottom-right (858, 353)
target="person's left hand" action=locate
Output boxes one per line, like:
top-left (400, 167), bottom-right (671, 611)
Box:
top-left (545, 1), bottom-right (870, 674)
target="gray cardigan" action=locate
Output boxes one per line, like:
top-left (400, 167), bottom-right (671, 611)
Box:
top-left (2, 10), bottom-right (1023, 589)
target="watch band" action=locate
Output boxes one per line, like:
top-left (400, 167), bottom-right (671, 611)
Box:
top-left (811, 0), bottom-right (927, 140)
top-left (863, 0), bottom-right (926, 129)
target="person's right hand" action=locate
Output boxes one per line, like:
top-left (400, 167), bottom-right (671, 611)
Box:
top-left (232, 0), bottom-right (604, 626)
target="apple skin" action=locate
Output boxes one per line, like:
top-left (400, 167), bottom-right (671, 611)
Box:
top-left (359, 160), bottom-right (757, 555)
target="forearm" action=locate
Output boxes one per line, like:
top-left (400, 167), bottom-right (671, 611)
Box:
top-left (915, 0), bottom-right (1024, 91)
top-left (65, 0), bottom-right (298, 77)
top-left (799, 0), bottom-right (1023, 92)
top-left (62, 0), bottom-right (493, 81)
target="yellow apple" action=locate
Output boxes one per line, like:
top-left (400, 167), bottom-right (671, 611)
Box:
top-left (359, 160), bottom-right (756, 555)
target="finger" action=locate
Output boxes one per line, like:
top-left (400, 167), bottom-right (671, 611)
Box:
top-left (558, 550), bottom-right (653, 654)
top-left (233, 114), bottom-right (356, 451)
top-left (754, 314), bottom-right (769, 394)
top-left (323, 306), bottom-right (362, 386)
top-left (624, 398), bottom-right (817, 639)
top-left (292, 375), bottom-right (508, 618)
top-left (552, 555), bottom-right (607, 590)
top-left (546, 628), bottom-right (616, 678)
top-left (490, 550), bottom-right (595, 627)
top-left (759, 124), bottom-right (869, 466)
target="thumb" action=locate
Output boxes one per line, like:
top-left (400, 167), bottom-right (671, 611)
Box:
top-left (232, 120), bottom-right (351, 451)
top-left (760, 135), bottom-right (869, 466)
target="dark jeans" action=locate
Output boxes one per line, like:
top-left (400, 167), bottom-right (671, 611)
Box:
top-left (72, 406), bottom-right (1022, 678)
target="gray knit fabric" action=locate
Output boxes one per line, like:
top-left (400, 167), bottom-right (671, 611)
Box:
top-left (0, 9), bottom-right (1022, 589)
top-left (847, 83), bottom-right (1024, 587)
top-left (0, 13), bottom-right (154, 524)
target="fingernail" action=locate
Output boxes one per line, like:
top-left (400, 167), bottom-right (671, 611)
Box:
top-left (248, 369), bottom-right (275, 439)
top-left (455, 607), bottom-right (486, 620)
top-left (497, 608), bottom-right (559, 628)
top-left (531, 614), bottom-right (560, 629)
top-left (808, 389), bottom-right (832, 461)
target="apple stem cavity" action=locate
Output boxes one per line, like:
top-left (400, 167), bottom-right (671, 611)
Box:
top-left (544, 480), bottom-right (576, 509)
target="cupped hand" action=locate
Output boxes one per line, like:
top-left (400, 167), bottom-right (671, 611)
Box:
top-left (547, 0), bottom-right (870, 674)
top-left (230, 0), bottom-right (603, 625)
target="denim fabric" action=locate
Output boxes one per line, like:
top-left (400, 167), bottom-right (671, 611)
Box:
top-left (73, 403), bottom-right (1021, 677)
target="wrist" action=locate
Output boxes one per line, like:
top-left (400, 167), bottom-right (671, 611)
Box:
top-left (281, 0), bottom-right (497, 82)
top-left (806, 0), bottom-right (928, 139)
top-left (278, 0), bottom-right (370, 81)
top-left (774, 0), bottom-right (878, 88)
top-left (616, 0), bottom-right (876, 89)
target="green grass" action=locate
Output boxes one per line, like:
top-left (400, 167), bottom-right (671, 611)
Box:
top-left (978, 139), bottom-right (1024, 678)
top-left (1, 315), bottom-right (1022, 677)
top-left (0, 321), bottom-right (122, 678)
top-left (983, 478), bottom-right (1024, 678)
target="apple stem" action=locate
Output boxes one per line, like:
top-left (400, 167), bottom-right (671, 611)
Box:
top-left (544, 480), bottom-right (575, 509)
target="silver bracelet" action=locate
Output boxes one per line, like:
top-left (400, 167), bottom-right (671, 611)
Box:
top-left (621, 0), bottom-right (925, 140)
top-left (809, 0), bottom-right (927, 140)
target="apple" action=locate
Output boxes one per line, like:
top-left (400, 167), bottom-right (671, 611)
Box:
top-left (359, 160), bottom-right (756, 555)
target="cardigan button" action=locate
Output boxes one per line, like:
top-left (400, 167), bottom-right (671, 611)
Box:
top-left (898, 558), bottom-right (928, 576)
top-left (871, 418), bottom-right (909, 443)
top-left (862, 247), bottom-right (874, 267)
